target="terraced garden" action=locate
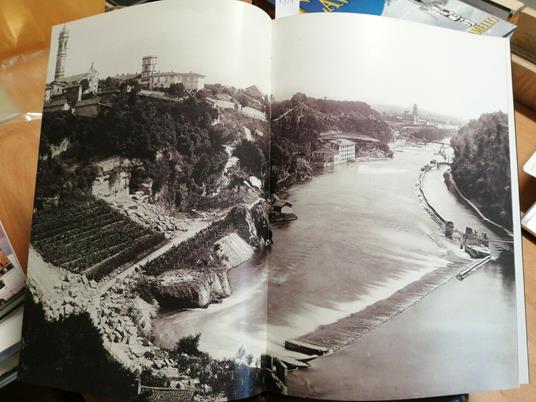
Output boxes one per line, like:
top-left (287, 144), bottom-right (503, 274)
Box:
top-left (31, 198), bottom-right (166, 278)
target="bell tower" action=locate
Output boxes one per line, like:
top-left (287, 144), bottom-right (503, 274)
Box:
top-left (54, 25), bottom-right (69, 81)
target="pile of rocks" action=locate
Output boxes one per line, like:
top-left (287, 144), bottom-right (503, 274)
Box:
top-left (151, 268), bottom-right (232, 309)
top-left (41, 273), bottom-right (97, 321)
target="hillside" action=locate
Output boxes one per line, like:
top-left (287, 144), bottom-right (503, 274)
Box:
top-left (37, 84), bottom-right (269, 211)
top-left (270, 93), bottom-right (393, 191)
top-left (450, 111), bottom-right (512, 230)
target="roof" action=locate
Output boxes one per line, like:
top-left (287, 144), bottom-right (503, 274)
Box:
top-left (320, 130), bottom-right (340, 136)
top-left (63, 83), bottom-right (81, 89)
top-left (44, 99), bottom-right (68, 107)
top-left (353, 134), bottom-right (381, 143)
top-left (75, 98), bottom-right (101, 107)
top-left (330, 139), bottom-right (355, 146)
top-left (112, 73), bottom-right (139, 80)
top-left (152, 71), bottom-right (205, 78)
top-left (181, 72), bottom-right (205, 78)
top-left (313, 146), bottom-right (335, 154)
top-left (58, 70), bottom-right (98, 84)
top-left (273, 200), bottom-right (292, 208)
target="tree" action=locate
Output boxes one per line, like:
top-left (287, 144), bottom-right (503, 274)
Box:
top-left (233, 139), bottom-right (265, 177)
top-left (166, 82), bottom-right (186, 97)
top-left (237, 94), bottom-right (249, 108)
top-left (174, 333), bottom-right (203, 356)
top-left (450, 111), bottom-right (512, 229)
top-left (290, 92), bottom-right (307, 106)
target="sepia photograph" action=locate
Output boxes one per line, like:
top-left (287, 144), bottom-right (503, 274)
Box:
top-left (268, 13), bottom-right (521, 400)
top-left (21, 1), bottom-right (272, 400)
top-left (20, 1), bottom-right (524, 401)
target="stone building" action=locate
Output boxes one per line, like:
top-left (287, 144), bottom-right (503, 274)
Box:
top-left (328, 139), bottom-right (356, 164)
top-left (140, 55), bottom-right (205, 91)
top-left (44, 25), bottom-right (102, 116)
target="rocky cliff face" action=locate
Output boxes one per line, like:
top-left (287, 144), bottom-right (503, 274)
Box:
top-left (150, 268), bottom-right (231, 309)
top-left (139, 200), bottom-right (270, 310)
top-left (91, 157), bottom-right (133, 199)
top-left (215, 233), bottom-right (255, 268)
top-left (229, 200), bottom-right (271, 247)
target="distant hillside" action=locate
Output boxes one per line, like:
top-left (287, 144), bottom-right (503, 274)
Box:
top-left (269, 93), bottom-right (392, 192)
top-left (272, 93), bottom-right (392, 143)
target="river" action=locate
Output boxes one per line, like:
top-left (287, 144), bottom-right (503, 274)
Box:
top-left (152, 143), bottom-right (517, 398)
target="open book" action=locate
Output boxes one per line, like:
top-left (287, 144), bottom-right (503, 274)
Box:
top-left (20, 0), bottom-right (527, 400)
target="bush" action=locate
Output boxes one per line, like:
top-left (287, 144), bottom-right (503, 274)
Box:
top-left (174, 333), bottom-right (203, 356)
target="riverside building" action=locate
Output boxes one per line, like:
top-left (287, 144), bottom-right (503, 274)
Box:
top-left (329, 139), bottom-right (356, 164)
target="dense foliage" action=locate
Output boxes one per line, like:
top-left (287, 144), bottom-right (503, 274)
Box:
top-left (38, 91), bottom-right (231, 209)
top-left (20, 299), bottom-right (138, 399)
top-left (407, 126), bottom-right (451, 143)
top-left (169, 333), bottom-right (263, 399)
top-left (143, 216), bottom-right (231, 276)
top-left (450, 111), bottom-right (512, 230)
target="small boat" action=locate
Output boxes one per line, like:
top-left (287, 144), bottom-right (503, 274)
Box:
top-left (464, 244), bottom-right (490, 258)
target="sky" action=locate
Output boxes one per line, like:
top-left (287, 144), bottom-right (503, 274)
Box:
top-left (46, 0), bottom-right (513, 121)
top-left (272, 13), bottom-right (512, 120)
top-left (46, 0), bottom-right (271, 94)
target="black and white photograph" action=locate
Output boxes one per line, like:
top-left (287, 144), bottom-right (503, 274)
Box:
top-left (19, 1), bottom-right (525, 401)
top-left (269, 13), bottom-right (523, 400)
top-left (21, 1), bottom-right (272, 400)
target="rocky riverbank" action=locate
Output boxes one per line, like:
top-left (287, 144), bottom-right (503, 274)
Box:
top-left (25, 198), bottom-right (271, 399)
top-left (149, 268), bottom-right (231, 309)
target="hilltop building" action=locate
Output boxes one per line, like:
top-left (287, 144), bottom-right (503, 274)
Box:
top-left (140, 55), bottom-right (205, 91)
top-left (45, 25), bottom-right (99, 103)
top-left (44, 25), bottom-right (105, 117)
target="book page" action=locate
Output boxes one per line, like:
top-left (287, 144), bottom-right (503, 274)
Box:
top-left (270, 13), bottom-right (526, 399)
top-left (20, 0), bottom-right (272, 400)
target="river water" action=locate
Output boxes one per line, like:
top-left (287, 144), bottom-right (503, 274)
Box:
top-left (153, 143), bottom-right (517, 397)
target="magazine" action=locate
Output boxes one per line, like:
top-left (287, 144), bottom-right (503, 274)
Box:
top-left (20, 0), bottom-right (526, 400)
top-left (0, 221), bottom-right (25, 320)
top-left (267, 0), bottom-right (517, 36)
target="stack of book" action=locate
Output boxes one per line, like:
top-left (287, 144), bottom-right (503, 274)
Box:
top-left (511, 6), bottom-right (536, 110)
top-left (0, 223), bottom-right (25, 388)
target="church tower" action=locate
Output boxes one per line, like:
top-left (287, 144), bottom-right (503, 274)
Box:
top-left (54, 25), bottom-right (69, 81)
